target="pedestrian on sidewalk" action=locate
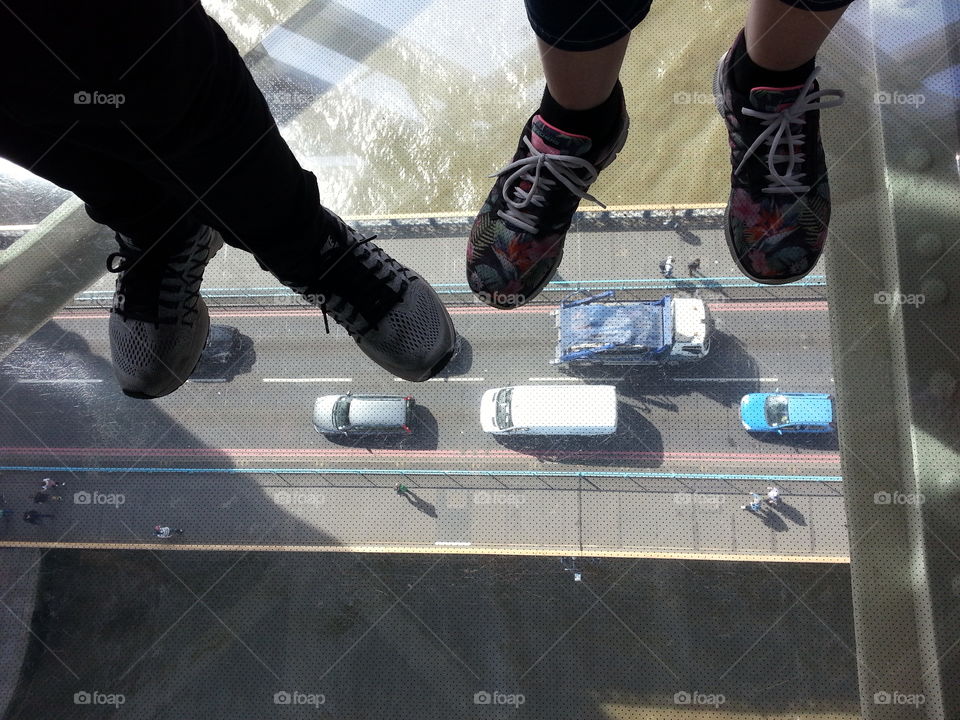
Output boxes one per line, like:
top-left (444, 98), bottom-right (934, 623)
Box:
top-left (154, 526), bottom-right (184, 539)
top-left (32, 491), bottom-right (62, 503)
top-left (23, 510), bottom-right (52, 525)
top-left (40, 478), bottom-right (65, 491)
top-left (741, 492), bottom-right (764, 513)
top-left (687, 258), bottom-right (701, 276)
top-left (658, 255), bottom-right (674, 278)
top-left (766, 485), bottom-right (781, 507)
top-left (395, 483), bottom-right (409, 495)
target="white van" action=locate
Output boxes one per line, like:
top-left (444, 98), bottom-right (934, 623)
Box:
top-left (480, 385), bottom-right (618, 436)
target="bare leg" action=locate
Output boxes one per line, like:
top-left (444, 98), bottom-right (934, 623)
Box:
top-left (537, 34), bottom-right (630, 110)
top-left (746, 0), bottom-right (848, 70)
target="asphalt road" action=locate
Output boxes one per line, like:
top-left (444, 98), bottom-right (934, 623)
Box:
top-left (0, 295), bottom-right (848, 557)
top-left (0, 299), bottom-right (838, 476)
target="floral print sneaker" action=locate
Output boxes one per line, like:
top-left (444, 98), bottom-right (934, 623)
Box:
top-left (467, 109), bottom-right (628, 309)
top-left (714, 31), bottom-right (844, 284)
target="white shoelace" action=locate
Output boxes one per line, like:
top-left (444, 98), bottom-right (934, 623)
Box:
top-left (494, 135), bottom-right (605, 234)
top-left (736, 68), bottom-right (844, 195)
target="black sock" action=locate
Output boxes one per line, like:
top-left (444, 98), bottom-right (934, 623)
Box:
top-left (537, 80), bottom-right (624, 143)
top-left (731, 30), bottom-right (815, 93)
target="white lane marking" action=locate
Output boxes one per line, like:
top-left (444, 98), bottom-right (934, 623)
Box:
top-left (396, 377), bottom-right (485, 382)
top-left (263, 378), bottom-right (353, 383)
top-left (188, 378), bottom-right (227, 383)
top-left (674, 377), bottom-right (779, 383)
top-left (528, 377), bottom-right (580, 382)
top-left (0, 224), bottom-right (37, 232)
top-left (435, 541), bottom-right (472, 546)
top-left (17, 379), bottom-right (103, 384)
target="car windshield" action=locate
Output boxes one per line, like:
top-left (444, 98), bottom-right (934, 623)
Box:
top-left (333, 396), bottom-right (351, 430)
top-left (495, 388), bottom-right (513, 430)
top-left (764, 395), bottom-right (790, 427)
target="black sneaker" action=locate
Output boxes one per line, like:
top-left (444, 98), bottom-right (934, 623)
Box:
top-left (280, 211), bottom-right (457, 382)
top-left (466, 109), bottom-right (629, 309)
top-left (107, 226), bottom-right (223, 398)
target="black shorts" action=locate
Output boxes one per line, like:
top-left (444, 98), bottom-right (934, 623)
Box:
top-left (525, 0), bottom-right (857, 51)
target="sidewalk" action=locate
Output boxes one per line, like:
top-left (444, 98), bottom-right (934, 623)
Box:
top-left (73, 208), bottom-right (827, 308)
top-left (0, 474), bottom-right (848, 561)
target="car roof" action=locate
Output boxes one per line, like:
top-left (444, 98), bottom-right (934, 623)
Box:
top-left (509, 385), bottom-right (617, 431)
top-left (786, 395), bottom-right (833, 424)
top-left (347, 395), bottom-right (408, 427)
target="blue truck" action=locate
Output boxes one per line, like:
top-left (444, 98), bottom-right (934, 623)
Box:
top-left (551, 292), bottom-right (712, 368)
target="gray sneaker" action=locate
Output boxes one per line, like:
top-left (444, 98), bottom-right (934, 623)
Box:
top-left (107, 226), bottom-right (223, 398)
top-left (280, 211), bottom-right (456, 382)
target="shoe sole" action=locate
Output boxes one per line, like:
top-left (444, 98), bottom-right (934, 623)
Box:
top-left (480, 112), bottom-right (632, 310)
top-left (121, 300), bottom-right (211, 399)
top-left (402, 298), bottom-right (458, 382)
top-left (714, 52), bottom-right (820, 287)
top-left (119, 229), bottom-right (224, 399)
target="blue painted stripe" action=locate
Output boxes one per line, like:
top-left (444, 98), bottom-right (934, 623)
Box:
top-left (71, 275), bottom-right (827, 303)
top-left (0, 465), bottom-right (841, 482)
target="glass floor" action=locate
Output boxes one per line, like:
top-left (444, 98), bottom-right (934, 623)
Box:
top-left (0, 0), bottom-right (957, 717)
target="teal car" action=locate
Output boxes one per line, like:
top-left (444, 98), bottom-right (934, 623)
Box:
top-left (740, 392), bottom-right (835, 434)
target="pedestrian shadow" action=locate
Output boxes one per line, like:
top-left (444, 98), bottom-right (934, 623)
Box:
top-left (671, 277), bottom-right (730, 299)
top-left (400, 489), bottom-right (437, 518)
top-left (745, 508), bottom-right (789, 531)
top-left (770, 501), bottom-right (807, 526)
top-left (673, 225), bottom-right (703, 246)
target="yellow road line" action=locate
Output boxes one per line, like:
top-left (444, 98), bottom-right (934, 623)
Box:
top-left (0, 541), bottom-right (848, 563)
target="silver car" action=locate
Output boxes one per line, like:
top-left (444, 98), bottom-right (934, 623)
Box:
top-left (313, 393), bottom-right (414, 435)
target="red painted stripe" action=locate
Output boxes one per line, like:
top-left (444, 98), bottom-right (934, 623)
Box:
top-left (52, 300), bottom-right (827, 321)
top-left (0, 446), bottom-right (841, 463)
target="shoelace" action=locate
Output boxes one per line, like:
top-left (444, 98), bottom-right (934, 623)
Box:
top-left (106, 240), bottom-right (206, 326)
top-left (307, 232), bottom-right (406, 337)
top-left (494, 136), bottom-right (605, 234)
top-left (736, 67), bottom-right (844, 195)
